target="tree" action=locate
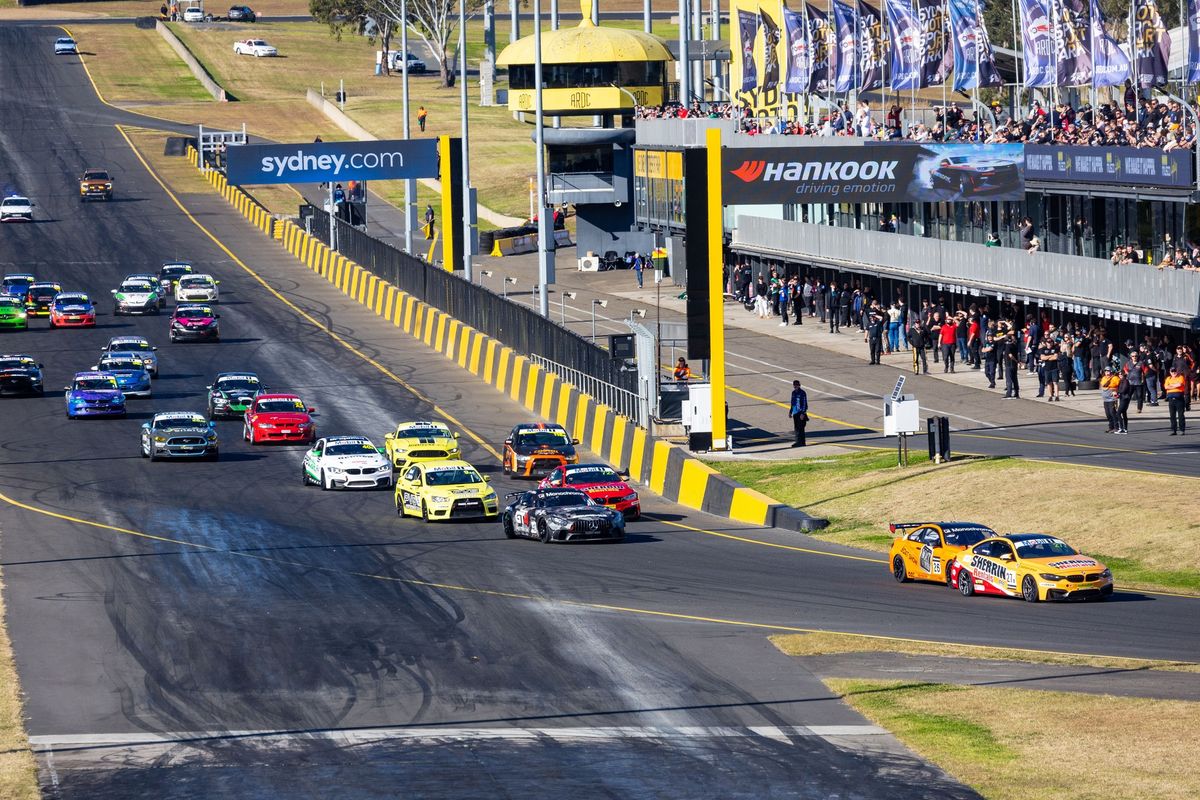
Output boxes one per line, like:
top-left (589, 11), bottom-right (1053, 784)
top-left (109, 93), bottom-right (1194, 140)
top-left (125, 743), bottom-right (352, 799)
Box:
top-left (310, 0), bottom-right (396, 76)
top-left (375, 0), bottom-right (487, 88)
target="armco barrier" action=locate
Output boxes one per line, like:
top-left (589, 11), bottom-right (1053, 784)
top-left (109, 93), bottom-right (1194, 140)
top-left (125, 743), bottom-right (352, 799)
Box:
top-left (185, 151), bottom-right (826, 531)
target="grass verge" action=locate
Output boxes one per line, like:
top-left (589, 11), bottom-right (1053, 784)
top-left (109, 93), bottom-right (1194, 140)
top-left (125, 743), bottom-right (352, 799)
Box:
top-left (770, 631), bottom-right (1200, 672)
top-left (711, 451), bottom-right (1200, 595)
top-left (0, 573), bottom-right (39, 799)
top-left (826, 678), bottom-right (1200, 800)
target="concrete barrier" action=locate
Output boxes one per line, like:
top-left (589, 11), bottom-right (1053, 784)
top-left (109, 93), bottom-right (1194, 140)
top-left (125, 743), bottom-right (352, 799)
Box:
top-left (186, 151), bottom-right (827, 532)
top-left (304, 88), bottom-right (375, 140)
top-left (156, 21), bottom-right (232, 102)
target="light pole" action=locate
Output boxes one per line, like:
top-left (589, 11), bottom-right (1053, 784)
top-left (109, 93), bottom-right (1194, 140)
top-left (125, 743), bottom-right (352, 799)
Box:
top-left (534, 0), bottom-right (552, 317)
top-left (591, 299), bottom-right (608, 341)
top-left (503, 275), bottom-right (517, 299)
top-left (561, 291), bottom-right (577, 323)
top-left (401, 0), bottom-right (414, 255)
top-left (459, 0), bottom-right (473, 279)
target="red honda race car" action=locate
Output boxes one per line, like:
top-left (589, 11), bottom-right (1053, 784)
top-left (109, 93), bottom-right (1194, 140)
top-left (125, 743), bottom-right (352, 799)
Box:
top-left (539, 463), bottom-right (640, 519)
top-left (243, 393), bottom-right (317, 444)
top-left (48, 292), bottom-right (96, 328)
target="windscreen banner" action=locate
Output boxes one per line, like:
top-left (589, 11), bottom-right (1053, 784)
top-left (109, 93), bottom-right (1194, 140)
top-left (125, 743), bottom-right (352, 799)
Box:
top-left (226, 139), bottom-right (440, 185)
top-left (1024, 144), bottom-right (1194, 188)
top-left (722, 143), bottom-right (1025, 204)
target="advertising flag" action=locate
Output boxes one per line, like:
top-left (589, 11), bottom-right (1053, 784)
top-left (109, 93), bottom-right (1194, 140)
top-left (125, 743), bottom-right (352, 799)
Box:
top-left (783, 6), bottom-right (811, 93)
top-left (760, 9), bottom-right (784, 91)
top-left (885, 0), bottom-right (922, 90)
top-left (916, 0), bottom-right (952, 87)
top-left (948, 0), bottom-right (1002, 90)
top-left (1051, 0), bottom-right (1092, 85)
top-left (857, 0), bottom-right (886, 91)
top-left (1132, 0), bottom-right (1170, 88)
top-left (1018, 0), bottom-right (1055, 87)
top-left (738, 9), bottom-right (760, 91)
top-left (807, 3), bottom-right (834, 92)
top-left (1089, 0), bottom-right (1130, 86)
top-left (832, 0), bottom-right (858, 91)
top-left (1190, 0), bottom-right (1200, 84)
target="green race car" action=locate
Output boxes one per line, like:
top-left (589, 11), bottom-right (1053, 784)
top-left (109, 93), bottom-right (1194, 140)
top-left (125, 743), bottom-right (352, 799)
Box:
top-left (0, 297), bottom-right (28, 329)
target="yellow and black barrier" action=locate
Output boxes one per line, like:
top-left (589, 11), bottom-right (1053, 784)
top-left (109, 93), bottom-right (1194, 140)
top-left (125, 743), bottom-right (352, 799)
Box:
top-left (187, 152), bottom-right (826, 531)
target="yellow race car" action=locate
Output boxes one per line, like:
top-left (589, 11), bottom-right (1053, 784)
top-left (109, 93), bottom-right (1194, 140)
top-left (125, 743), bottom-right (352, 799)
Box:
top-left (383, 420), bottom-right (461, 470)
top-left (394, 459), bottom-right (499, 521)
top-left (889, 521), bottom-right (996, 585)
top-left (948, 533), bottom-right (1114, 602)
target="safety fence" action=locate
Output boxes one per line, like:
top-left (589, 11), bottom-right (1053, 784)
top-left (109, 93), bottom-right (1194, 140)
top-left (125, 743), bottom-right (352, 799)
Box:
top-left (181, 144), bottom-right (827, 531)
top-left (530, 354), bottom-right (647, 428)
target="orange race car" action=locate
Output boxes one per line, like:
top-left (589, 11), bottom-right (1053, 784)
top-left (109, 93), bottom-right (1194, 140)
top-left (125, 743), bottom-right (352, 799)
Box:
top-left (501, 422), bottom-right (579, 478)
top-left (888, 521), bottom-right (997, 586)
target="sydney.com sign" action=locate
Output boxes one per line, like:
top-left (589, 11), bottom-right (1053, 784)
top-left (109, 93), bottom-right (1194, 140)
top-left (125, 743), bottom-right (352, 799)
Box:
top-left (225, 139), bottom-right (440, 185)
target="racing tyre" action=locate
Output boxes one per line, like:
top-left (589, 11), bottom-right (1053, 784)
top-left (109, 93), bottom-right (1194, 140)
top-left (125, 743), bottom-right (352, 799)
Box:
top-left (503, 515), bottom-right (516, 539)
top-left (1021, 574), bottom-right (1040, 603)
top-left (892, 555), bottom-right (910, 583)
top-left (140, 439), bottom-right (149, 458)
top-left (538, 520), bottom-right (551, 544)
top-left (395, 497), bottom-right (403, 515)
top-left (501, 457), bottom-right (510, 476)
top-left (320, 469), bottom-right (331, 491)
top-left (302, 465), bottom-right (311, 485)
top-left (421, 501), bottom-right (430, 522)
top-left (149, 447), bottom-right (159, 462)
top-left (957, 570), bottom-right (974, 597)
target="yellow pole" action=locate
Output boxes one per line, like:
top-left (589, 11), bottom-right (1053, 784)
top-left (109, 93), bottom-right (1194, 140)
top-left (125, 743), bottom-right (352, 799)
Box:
top-left (706, 126), bottom-right (726, 450)
top-left (437, 135), bottom-right (455, 272)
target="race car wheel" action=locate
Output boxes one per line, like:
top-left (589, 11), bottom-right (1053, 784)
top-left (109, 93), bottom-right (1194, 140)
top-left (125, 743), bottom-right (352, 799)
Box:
top-left (957, 570), bottom-right (974, 597)
top-left (302, 465), bottom-right (311, 485)
top-left (320, 469), bottom-right (331, 491)
top-left (140, 439), bottom-right (149, 458)
top-left (1021, 574), bottom-right (1040, 603)
top-left (537, 520), bottom-right (551, 544)
top-left (149, 447), bottom-right (159, 462)
top-left (503, 515), bottom-right (516, 539)
top-left (421, 501), bottom-right (430, 522)
top-left (501, 456), bottom-right (510, 476)
top-left (892, 555), bottom-right (910, 583)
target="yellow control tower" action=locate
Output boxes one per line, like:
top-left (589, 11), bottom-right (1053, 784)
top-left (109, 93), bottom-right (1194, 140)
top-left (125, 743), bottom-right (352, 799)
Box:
top-left (497, 0), bottom-right (674, 117)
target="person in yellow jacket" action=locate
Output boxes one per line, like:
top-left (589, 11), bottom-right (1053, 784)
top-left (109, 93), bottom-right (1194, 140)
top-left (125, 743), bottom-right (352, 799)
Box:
top-left (1164, 366), bottom-right (1187, 435)
top-left (1099, 367), bottom-right (1121, 434)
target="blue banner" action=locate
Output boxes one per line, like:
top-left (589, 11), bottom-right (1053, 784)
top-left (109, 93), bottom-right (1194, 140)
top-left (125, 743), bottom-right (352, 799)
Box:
top-left (916, 0), bottom-right (951, 88)
top-left (1089, 0), bottom-right (1130, 86)
top-left (1052, 0), bottom-right (1092, 85)
top-left (226, 139), bottom-right (440, 185)
top-left (948, 0), bottom-right (1002, 90)
top-left (738, 9), bottom-right (760, 92)
top-left (807, 3), bottom-right (834, 93)
top-left (832, 0), bottom-right (857, 92)
top-left (886, 0), bottom-right (922, 90)
top-left (856, 0), bottom-right (886, 90)
top-left (1018, 0), bottom-right (1055, 87)
top-left (783, 7), bottom-right (811, 94)
top-left (760, 8), bottom-right (784, 92)
top-left (1191, 0), bottom-right (1200, 83)
top-left (1133, 0), bottom-right (1171, 88)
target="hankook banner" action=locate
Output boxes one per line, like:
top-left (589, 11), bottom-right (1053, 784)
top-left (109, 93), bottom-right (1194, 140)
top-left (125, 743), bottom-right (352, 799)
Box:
top-left (226, 139), bottom-right (440, 185)
top-left (722, 144), bottom-right (1025, 205)
top-left (1024, 144), bottom-right (1194, 188)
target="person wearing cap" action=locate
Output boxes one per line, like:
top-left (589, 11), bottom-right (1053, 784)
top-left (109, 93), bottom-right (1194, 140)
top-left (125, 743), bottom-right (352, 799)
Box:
top-left (1099, 367), bottom-right (1121, 433)
top-left (1164, 366), bottom-right (1187, 435)
top-left (788, 380), bottom-right (809, 448)
top-left (673, 357), bottom-right (692, 382)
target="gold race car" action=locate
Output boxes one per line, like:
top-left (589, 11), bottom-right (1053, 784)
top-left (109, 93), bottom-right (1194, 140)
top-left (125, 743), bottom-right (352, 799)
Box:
top-left (948, 533), bottom-right (1114, 602)
top-left (394, 459), bottom-right (499, 522)
top-left (383, 420), bottom-right (460, 470)
top-left (888, 521), bottom-right (996, 585)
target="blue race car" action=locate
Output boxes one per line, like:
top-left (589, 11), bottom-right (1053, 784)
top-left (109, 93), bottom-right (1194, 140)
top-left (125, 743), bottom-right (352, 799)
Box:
top-left (65, 371), bottom-right (126, 418)
top-left (93, 353), bottom-right (152, 398)
top-left (2, 274), bottom-right (36, 300)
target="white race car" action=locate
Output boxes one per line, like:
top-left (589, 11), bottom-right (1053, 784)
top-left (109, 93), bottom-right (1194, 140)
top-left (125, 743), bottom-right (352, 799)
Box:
top-left (175, 273), bottom-right (220, 303)
top-left (301, 435), bottom-right (394, 490)
top-left (233, 38), bottom-right (277, 57)
top-left (0, 196), bottom-right (34, 222)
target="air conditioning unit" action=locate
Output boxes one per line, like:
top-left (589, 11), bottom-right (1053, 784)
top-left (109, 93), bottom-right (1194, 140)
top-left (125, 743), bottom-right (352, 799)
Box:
top-left (578, 255), bottom-right (600, 272)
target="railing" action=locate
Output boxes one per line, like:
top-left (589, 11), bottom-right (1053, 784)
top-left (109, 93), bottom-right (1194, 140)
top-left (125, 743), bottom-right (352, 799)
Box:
top-left (530, 354), bottom-right (647, 429)
top-left (733, 215), bottom-right (1200, 324)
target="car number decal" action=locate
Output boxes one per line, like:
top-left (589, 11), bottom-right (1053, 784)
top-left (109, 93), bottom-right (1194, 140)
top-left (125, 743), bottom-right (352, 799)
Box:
top-left (402, 491), bottom-right (421, 509)
top-left (919, 544), bottom-right (942, 575)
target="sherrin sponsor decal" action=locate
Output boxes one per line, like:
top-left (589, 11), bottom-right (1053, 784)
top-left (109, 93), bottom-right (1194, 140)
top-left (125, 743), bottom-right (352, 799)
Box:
top-left (971, 554), bottom-right (1016, 588)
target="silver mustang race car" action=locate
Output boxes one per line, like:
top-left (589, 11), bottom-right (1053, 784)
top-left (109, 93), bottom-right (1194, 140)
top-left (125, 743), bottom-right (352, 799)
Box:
top-left (502, 488), bottom-right (626, 543)
top-left (140, 411), bottom-right (219, 461)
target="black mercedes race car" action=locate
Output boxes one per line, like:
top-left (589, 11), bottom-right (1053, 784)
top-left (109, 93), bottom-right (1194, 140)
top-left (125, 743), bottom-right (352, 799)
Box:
top-left (502, 488), bottom-right (626, 543)
top-left (0, 354), bottom-right (43, 395)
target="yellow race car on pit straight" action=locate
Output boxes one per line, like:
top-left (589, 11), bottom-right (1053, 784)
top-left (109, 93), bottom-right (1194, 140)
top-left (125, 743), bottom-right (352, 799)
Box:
top-left (383, 420), bottom-right (461, 470)
top-left (394, 459), bottom-right (499, 522)
top-left (948, 533), bottom-right (1114, 602)
top-left (889, 521), bottom-right (996, 585)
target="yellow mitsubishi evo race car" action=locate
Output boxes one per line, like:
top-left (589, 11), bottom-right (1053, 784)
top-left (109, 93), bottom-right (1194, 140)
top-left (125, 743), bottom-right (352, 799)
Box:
top-left (394, 459), bottom-right (499, 522)
top-left (948, 533), bottom-right (1114, 602)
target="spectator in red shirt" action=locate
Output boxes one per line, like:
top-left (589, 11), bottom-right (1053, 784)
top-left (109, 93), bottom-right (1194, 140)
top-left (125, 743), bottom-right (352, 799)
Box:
top-left (940, 316), bottom-right (958, 373)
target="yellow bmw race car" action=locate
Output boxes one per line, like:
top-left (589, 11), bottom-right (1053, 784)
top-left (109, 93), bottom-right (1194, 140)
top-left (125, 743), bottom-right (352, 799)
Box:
top-left (394, 459), bottom-right (499, 521)
top-left (889, 521), bottom-right (996, 585)
top-left (383, 420), bottom-right (461, 470)
top-left (948, 533), bottom-right (1114, 602)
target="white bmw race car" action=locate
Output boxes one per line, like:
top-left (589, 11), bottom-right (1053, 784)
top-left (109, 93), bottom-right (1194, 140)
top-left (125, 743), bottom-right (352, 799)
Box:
top-left (301, 435), bottom-right (394, 490)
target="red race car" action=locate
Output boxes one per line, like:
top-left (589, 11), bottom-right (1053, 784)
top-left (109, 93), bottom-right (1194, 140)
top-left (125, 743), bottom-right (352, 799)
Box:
top-left (243, 394), bottom-right (317, 444)
top-left (48, 292), bottom-right (96, 328)
top-left (539, 463), bottom-right (640, 519)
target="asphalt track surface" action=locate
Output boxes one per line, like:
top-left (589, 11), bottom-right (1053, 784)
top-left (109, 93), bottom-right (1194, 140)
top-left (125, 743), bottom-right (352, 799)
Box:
top-left (1, 23), bottom-right (1198, 799)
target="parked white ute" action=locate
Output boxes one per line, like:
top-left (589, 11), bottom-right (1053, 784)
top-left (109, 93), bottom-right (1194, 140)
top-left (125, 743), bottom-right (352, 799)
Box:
top-left (175, 274), bottom-right (220, 303)
top-left (233, 38), bottom-right (277, 57)
top-left (301, 436), bottom-right (394, 490)
top-left (0, 196), bottom-right (34, 222)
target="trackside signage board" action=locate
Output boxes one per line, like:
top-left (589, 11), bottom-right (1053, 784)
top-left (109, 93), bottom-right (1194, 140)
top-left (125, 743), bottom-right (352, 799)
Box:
top-left (721, 143), bottom-right (1025, 205)
top-left (225, 139), bottom-right (440, 185)
top-left (1024, 144), bottom-right (1194, 188)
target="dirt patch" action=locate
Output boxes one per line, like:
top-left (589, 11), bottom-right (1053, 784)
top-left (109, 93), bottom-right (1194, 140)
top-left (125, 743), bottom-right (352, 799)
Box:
top-left (0, 572), bottom-right (39, 800)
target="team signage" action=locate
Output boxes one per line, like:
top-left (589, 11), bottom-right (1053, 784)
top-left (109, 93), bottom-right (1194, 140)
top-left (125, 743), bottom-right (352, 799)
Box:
top-left (722, 143), bottom-right (1024, 205)
top-left (1024, 144), bottom-right (1194, 188)
top-left (225, 139), bottom-right (439, 185)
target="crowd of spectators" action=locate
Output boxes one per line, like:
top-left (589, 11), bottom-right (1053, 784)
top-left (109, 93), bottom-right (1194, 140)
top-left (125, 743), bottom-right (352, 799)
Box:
top-left (634, 95), bottom-right (1197, 151)
top-left (1111, 239), bottom-right (1200, 270)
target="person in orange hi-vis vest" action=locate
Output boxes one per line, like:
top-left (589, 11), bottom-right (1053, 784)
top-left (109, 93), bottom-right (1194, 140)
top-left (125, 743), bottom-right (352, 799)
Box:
top-left (1164, 366), bottom-right (1187, 435)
